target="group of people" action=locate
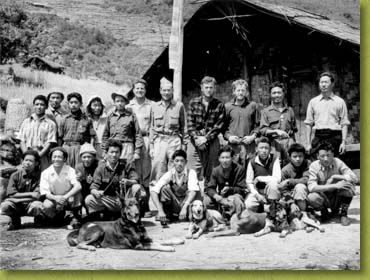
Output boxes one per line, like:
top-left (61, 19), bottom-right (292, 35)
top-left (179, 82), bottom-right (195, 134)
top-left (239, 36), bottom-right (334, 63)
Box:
top-left (0, 71), bottom-right (358, 233)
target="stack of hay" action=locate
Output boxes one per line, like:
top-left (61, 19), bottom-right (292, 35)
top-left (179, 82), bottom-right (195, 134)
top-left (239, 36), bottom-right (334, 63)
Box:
top-left (4, 98), bottom-right (31, 136)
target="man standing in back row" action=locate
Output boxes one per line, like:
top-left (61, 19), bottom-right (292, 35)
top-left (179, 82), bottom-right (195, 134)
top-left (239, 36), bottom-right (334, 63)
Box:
top-left (187, 76), bottom-right (226, 183)
top-left (304, 72), bottom-right (350, 156)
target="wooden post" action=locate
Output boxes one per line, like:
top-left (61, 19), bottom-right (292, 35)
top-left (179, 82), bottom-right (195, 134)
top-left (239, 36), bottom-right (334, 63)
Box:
top-left (169, 0), bottom-right (184, 102)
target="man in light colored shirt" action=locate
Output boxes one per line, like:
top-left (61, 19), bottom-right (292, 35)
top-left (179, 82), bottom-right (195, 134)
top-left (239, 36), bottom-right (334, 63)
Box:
top-left (40, 147), bottom-right (82, 228)
top-left (18, 95), bottom-right (57, 170)
top-left (151, 150), bottom-right (199, 226)
top-left (45, 90), bottom-right (68, 129)
top-left (307, 141), bottom-right (358, 226)
top-left (304, 72), bottom-right (350, 156)
top-left (149, 77), bottom-right (187, 185)
top-left (126, 79), bottom-right (153, 214)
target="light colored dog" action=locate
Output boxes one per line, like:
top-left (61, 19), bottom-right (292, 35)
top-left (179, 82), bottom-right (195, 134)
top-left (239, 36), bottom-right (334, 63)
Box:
top-left (186, 200), bottom-right (226, 239)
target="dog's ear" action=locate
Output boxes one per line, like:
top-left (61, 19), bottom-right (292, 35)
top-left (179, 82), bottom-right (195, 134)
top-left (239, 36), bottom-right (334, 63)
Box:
top-left (188, 201), bottom-right (193, 221)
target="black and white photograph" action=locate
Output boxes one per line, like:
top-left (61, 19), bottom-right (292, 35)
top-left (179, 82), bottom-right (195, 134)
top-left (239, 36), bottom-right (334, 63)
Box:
top-left (0, 0), bottom-right (360, 270)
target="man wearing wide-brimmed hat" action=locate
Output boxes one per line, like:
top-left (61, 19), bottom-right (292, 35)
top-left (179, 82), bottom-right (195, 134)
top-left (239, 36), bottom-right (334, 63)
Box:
top-left (101, 86), bottom-right (143, 163)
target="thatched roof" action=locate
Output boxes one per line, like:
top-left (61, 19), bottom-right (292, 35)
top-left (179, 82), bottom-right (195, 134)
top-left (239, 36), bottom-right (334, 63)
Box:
top-left (237, 0), bottom-right (359, 45)
top-left (23, 56), bottom-right (65, 71)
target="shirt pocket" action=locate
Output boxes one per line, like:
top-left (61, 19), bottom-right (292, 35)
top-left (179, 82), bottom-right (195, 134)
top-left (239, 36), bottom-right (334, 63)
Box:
top-left (169, 116), bottom-right (180, 129)
top-left (154, 115), bottom-right (164, 128)
top-left (78, 122), bottom-right (88, 134)
top-left (269, 115), bottom-right (281, 126)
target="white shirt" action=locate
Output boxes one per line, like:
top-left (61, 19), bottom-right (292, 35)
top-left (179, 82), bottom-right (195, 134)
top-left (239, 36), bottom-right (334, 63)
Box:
top-left (151, 168), bottom-right (199, 194)
top-left (40, 164), bottom-right (79, 195)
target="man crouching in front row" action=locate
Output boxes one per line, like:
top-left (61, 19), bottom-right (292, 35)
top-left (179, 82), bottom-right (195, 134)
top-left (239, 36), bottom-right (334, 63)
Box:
top-left (151, 150), bottom-right (200, 226)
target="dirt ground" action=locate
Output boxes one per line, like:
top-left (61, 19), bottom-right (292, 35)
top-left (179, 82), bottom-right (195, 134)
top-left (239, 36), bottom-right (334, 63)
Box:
top-left (0, 186), bottom-right (360, 270)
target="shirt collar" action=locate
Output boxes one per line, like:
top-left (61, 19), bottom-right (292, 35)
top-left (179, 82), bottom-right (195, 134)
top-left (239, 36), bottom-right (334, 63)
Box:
top-left (319, 161), bottom-right (335, 171)
top-left (319, 92), bottom-right (335, 100)
top-left (232, 98), bottom-right (249, 107)
top-left (30, 113), bottom-right (46, 121)
top-left (159, 99), bottom-right (175, 107)
top-left (170, 167), bottom-right (188, 177)
top-left (130, 98), bottom-right (151, 106)
top-left (255, 154), bottom-right (272, 166)
top-left (106, 160), bottom-right (119, 171)
top-left (51, 164), bottom-right (67, 175)
top-left (268, 104), bottom-right (288, 112)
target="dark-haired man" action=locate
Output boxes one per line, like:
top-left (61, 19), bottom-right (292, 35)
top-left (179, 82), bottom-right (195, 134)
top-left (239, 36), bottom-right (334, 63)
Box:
top-left (0, 150), bottom-right (44, 230)
top-left (151, 149), bottom-right (200, 224)
top-left (307, 142), bottom-right (358, 226)
top-left (46, 90), bottom-right (68, 128)
top-left (18, 95), bottom-right (57, 170)
top-left (85, 139), bottom-right (146, 220)
top-left (40, 147), bottom-right (82, 228)
top-left (204, 145), bottom-right (247, 219)
top-left (278, 143), bottom-right (310, 215)
top-left (59, 92), bottom-right (95, 168)
top-left (260, 82), bottom-right (297, 166)
top-left (305, 72), bottom-right (350, 156)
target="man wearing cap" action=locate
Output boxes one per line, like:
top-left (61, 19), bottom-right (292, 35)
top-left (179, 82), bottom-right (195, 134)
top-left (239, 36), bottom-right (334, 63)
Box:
top-left (102, 90), bottom-right (143, 163)
top-left (86, 95), bottom-right (107, 159)
top-left (85, 139), bottom-right (146, 220)
top-left (126, 79), bottom-right (153, 213)
top-left (75, 143), bottom-right (99, 207)
top-left (46, 90), bottom-right (68, 128)
top-left (305, 72), bottom-right (350, 156)
top-left (18, 95), bottom-right (57, 171)
top-left (58, 92), bottom-right (95, 168)
top-left (40, 147), bottom-right (83, 228)
top-left (187, 76), bottom-right (226, 183)
top-left (149, 77), bottom-right (187, 185)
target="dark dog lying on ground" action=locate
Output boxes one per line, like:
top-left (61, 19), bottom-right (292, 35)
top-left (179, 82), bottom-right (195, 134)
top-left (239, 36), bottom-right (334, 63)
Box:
top-left (186, 200), bottom-right (226, 239)
top-left (67, 198), bottom-right (184, 251)
top-left (254, 199), bottom-right (325, 238)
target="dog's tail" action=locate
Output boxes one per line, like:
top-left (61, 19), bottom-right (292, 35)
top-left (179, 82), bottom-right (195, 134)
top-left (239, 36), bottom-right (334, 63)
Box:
top-left (67, 229), bottom-right (79, 246)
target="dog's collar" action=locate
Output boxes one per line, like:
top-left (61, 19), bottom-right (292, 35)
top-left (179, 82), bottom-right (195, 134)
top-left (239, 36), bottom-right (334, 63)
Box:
top-left (192, 212), bottom-right (204, 221)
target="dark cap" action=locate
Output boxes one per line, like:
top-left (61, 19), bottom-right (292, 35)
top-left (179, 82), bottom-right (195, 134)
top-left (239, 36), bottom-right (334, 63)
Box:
top-left (47, 90), bottom-right (64, 101)
top-left (67, 92), bottom-right (83, 103)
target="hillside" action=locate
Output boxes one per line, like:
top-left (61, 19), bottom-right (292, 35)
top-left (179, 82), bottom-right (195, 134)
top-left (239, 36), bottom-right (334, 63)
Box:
top-left (5, 0), bottom-right (360, 84)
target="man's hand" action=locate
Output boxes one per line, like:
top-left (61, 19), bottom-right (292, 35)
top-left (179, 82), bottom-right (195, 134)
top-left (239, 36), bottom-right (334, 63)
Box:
top-left (228, 135), bottom-right (241, 144)
top-left (149, 147), bottom-right (154, 159)
top-left (339, 142), bottom-right (346, 155)
top-left (133, 153), bottom-right (140, 160)
top-left (91, 189), bottom-right (103, 199)
top-left (335, 180), bottom-right (353, 191)
top-left (255, 193), bottom-right (267, 203)
top-left (179, 206), bottom-right (187, 220)
top-left (157, 210), bottom-right (167, 222)
top-left (55, 195), bottom-right (66, 205)
top-left (305, 144), bottom-right (312, 154)
top-left (195, 136), bottom-right (207, 147)
top-left (278, 179), bottom-right (290, 190)
top-left (241, 135), bottom-right (255, 145)
top-left (86, 175), bottom-right (93, 184)
top-left (290, 203), bottom-right (300, 213)
top-left (76, 172), bottom-right (82, 182)
top-left (253, 176), bottom-right (261, 185)
top-left (219, 198), bottom-right (233, 208)
top-left (31, 192), bottom-right (41, 200)
top-left (275, 129), bottom-right (289, 138)
top-left (181, 144), bottom-right (187, 153)
top-left (220, 186), bottom-right (231, 196)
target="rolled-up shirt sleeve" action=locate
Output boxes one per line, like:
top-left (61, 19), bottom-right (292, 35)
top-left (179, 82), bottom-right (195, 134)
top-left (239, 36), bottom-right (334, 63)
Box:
top-left (337, 159), bottom-right (358, 184)
top-left (339, 100), bottom-right (351, 127)
top-left (246, 161), bottom-right (256, 193)
top-left (307, 162), bottom-right (320, 192)
top-left (151, 171), bottom-right (171, 194)
top-left (304, 100), bottom-right (314, 126)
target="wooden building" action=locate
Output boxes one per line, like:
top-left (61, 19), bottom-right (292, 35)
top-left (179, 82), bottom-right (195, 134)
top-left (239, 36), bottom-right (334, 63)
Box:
top-left (141, 0), bottom-right (360, 148)
top-left (23, 56), bottom-right (65, 74)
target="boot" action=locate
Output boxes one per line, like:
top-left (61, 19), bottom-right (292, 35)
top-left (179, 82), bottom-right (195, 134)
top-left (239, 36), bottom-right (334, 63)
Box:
top-left (319, 207), bottom-right (330, 223)
top-left (7, 216), bottom-right (21, 231)
top-left (339, 197), bottom-right (352, 226)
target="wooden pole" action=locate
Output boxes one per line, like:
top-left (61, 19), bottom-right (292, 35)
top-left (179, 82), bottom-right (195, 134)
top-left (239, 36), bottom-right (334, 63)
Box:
top-left (173, 19), bottom-right (183, 102)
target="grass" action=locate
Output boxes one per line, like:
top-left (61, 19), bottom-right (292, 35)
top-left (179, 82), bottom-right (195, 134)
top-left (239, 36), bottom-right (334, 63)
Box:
top-left (0, 64), bottom-right (126, 108)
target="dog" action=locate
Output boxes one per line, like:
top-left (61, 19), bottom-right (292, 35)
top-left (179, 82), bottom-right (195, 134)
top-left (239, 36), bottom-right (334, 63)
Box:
top-left (67, 198), bottom-right (184, 251)
top-left (186, 200), bottom-right (226, 239)
top-left (254, 199), bottom-right (325, 238)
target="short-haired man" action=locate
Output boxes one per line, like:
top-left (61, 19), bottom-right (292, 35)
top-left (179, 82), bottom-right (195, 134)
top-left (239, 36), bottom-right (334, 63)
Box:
top-left (102, 91), bottom-right (143, 163)
top-left (0, 150), bottom-right (44, 230)
top-left (85, 139), bottom-right (146, 220)
top-left (224, 79), bottom-right (260, 168)
top-left (245, 137), bottom-right (281, 234)
top-left (18, 95), bottom-right (57, 170)
top-left (307, 142), bottom-right (358, 226)
top-left (305, 72), bottom-right (350, 156)
top-left (260, 82), bottom-right (297, 166)
top-left (204, 145), bottom-right (247, 219)
top-left (126, 79), bottom-right (153, 213)
top-left (187, 76), bottom-right (226, 183)
top-left (59, 92), bottom-right (95, 168)
top-left (278, 143), bottom-right (310, 215)
top-left (149, 77), bottom-right (187, 184)
top-left (40, 147), bottom-right (83, 228)
top-left (46, 90), bottom-right (68, 128)
top-left (151, 149), bottom-right (200, 225)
